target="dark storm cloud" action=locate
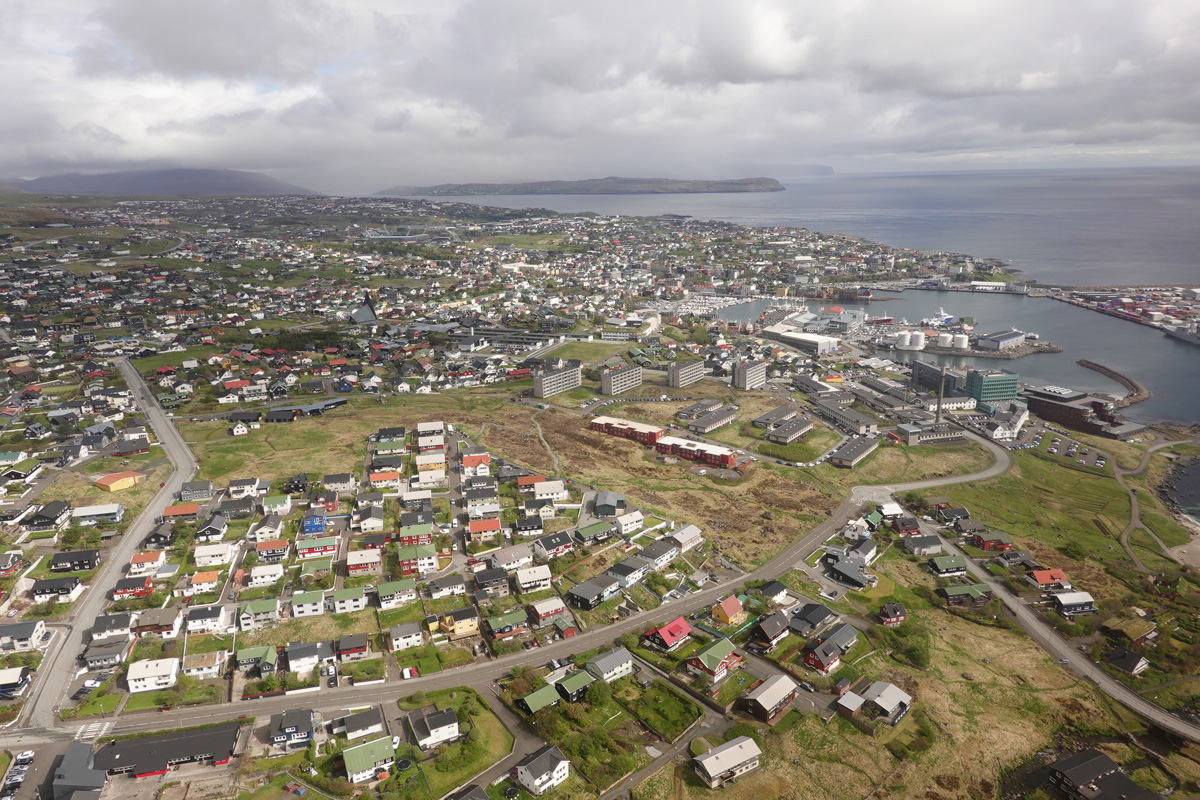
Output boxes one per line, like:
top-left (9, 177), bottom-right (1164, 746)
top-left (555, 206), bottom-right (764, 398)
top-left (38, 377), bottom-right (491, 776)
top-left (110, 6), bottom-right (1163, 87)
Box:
top-left (2, 1), bottom-right (1200, 192)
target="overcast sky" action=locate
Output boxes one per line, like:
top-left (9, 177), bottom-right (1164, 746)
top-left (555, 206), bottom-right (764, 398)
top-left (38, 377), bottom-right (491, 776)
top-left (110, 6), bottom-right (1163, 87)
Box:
top-left (4, 0), bottom-right (1200, 194)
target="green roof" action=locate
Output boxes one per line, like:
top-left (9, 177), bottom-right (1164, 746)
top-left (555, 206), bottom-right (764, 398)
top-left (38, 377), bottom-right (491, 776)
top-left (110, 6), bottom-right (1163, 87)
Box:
top-left (291, 591), bottom-right (324, 605)
top-left (263, 495), bottom-right (289, 506)
top-left (342, 737), bottom-right (395, 777)
top-left (865, 510), bottom-right (883, 525)
top-left (302, 536), bottom-right (339, 550)
top-left (580, 522), bottom-right (612, 536)
top-left (939, 583), bottom-right (991, 598)
top-left (236, 644), bottom-right (277, 665)
top-left (396, 543), bottom-right (437, 559)
top-left (301, 557), bottom-right (333, 575)
top-left (930, 555), bottom-right (967, 571)
top-left (693, 637), bottom-right (737, 671)
top-left (378, 579), bottom-right (416, 596)
top-left (486, 609), bottom-right (529, 630)
top-left (10, 458), bottom-right (39, 474)
top-left (519, 685), bottom-right (561, 714)
top-left (241, 598), bottom-right (279, 615)
top-left (553, 617), bottom-right (576, 632)
top-left (332, 587), bottom-right (365, 602)
top-left (558, 669), bottom-right (595, 694)
top-left (398, 524), bottom-right (434, 537)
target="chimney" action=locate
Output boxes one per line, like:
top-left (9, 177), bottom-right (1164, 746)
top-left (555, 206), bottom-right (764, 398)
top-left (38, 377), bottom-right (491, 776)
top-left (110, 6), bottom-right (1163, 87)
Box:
top-left (936, 365), bottom-right (946, 424)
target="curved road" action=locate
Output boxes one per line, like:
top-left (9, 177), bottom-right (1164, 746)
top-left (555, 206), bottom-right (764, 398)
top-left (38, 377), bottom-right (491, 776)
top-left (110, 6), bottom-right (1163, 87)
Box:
top-left (1113, 438), bottom-right (1199, 570)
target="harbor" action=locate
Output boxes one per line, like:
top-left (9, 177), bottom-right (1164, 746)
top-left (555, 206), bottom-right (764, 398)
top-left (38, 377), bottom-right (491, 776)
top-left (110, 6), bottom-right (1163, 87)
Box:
top-left (713, 290), bottom-right (1200, 424)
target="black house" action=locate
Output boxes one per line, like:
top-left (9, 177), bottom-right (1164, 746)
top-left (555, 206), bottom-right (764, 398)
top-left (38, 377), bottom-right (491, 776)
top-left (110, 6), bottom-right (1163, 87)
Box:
top-left (50, 549), bottom-right (101, 572)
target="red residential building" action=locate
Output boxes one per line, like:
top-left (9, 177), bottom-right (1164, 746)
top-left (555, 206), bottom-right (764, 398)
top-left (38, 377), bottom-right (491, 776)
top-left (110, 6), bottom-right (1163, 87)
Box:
top-left (653, 437), bottom-right (736, 468)
top-left (643, 616), bottom-right (692, 652)
top-left (112, 576), bottom-right (153, 600)
top-left (395, 530), bottom-right (433, 546)
top-left (878, 602), bottom-right (907, 628)
top-left (589, 416), bottom-right (666, 446)
top-left (462, 452), bottom-right (491, 469)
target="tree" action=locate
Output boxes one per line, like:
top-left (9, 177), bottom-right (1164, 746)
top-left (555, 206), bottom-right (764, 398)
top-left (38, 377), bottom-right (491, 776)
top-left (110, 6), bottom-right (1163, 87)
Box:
top-left (585, 679), bottom-right (612, 706)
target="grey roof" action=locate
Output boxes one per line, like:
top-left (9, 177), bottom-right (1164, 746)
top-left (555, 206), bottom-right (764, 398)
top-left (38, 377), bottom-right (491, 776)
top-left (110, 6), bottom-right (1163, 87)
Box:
top-left (53, 741), bottom-right (107, 799)
top-left (515, 744), bottom-right (569, 779)
top-left (636, 540), bottom-right (678, 562)
top-left (585, 646), bottom-right (632, 678)
top-left (270, 708), bottom-right (314, 738)
top-left (390, 622), bottom-right (422, 638)
top-left (430, 573), bottom-right (466, 591)
top-left (409, 706), bottom-right (458, 743)
top-left (342, 706), bottom-right (384, 736)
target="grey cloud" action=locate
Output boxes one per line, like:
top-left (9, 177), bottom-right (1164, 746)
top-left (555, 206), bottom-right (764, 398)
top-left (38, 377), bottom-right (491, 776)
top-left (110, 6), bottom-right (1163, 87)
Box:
top-left (1, 0), bottom-right (1200, 192)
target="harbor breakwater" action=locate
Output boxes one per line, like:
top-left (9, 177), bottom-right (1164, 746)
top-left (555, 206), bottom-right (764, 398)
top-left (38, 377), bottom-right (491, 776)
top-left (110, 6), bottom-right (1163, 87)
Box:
top-left (1076, 360), bottom-right (1152, 407)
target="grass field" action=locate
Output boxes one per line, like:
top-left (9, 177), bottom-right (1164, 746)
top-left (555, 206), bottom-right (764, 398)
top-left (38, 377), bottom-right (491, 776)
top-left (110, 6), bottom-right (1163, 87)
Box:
top-left (547, 341), bottom-right (634, 362)
top-left (613, 678), bottom-right (702, 739)
top-left (240, 610), bottom-right (379, 647)
top-left (945, 450), bottom-right (1135, 595)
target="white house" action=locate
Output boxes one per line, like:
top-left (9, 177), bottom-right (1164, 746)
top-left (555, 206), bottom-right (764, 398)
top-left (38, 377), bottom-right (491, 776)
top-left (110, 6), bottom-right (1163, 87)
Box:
top-left (407, 707), bottom-right (460, 750)
top-left (249, 515), bottom-right (285, 543)
top-left (516, 565), bottom-right (552, 594)
top-left (127, 657), bottom-right (180, 693)
top-left (584, 647), bottom-right (635, 684)
top-left (194, 543), bottom-right (236, 568)
top-left (668, 524), bottom-right (704, 552)
top-left (614, 510), bottom-right (644, 536)
top-left (181, 650), bottom-right (226, 680)
top-left (291, 591), bottom-right (326, 618)
top-left (515, 745), bottom-right (571, 796)
top-left (533, 480), bottom-right (569, 502)
top-left (389, 622), bottom-right (423, 652)
top-left (249, 563), bottom-right (284, 588)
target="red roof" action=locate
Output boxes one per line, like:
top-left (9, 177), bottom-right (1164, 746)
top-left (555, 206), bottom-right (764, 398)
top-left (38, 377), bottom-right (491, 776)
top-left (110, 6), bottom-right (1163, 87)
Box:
top-left (715, 595), bottom-right (742, 619)
top-left (1031, 568), bottom-right (1068, 585)
top-left (469, 519), bottom-right (501, 532)
top-left (654, 616), bottom-right (692, 647)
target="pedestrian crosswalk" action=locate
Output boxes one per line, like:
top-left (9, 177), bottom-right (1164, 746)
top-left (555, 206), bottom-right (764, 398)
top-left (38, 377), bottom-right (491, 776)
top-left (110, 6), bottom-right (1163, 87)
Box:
top-left (74, 721), bottom-right (112, 742)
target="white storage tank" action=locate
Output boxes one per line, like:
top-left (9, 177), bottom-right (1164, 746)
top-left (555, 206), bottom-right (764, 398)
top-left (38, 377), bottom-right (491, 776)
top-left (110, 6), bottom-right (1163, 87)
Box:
top-left (895, 331), bottom-right (912, 349)
top-left (952, 333), bottom-right (970, 349)
top-left (910, 331), bottom-right (926, 350)
top-left (937, 333), bottom-right (953, 348)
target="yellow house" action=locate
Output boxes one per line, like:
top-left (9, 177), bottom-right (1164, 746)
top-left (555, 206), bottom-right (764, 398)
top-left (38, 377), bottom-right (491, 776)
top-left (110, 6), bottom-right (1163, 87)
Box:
top-left (95, 471), bottom-right (147, 493)
top-left (712, 595), bottom-right (747, 626)
top-left (440, 607), bottom-right (480, 639)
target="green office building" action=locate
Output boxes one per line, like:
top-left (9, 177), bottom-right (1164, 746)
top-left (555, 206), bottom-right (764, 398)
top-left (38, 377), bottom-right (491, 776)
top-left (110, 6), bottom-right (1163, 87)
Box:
top-left (965, 369), bottom-right (1019, 403)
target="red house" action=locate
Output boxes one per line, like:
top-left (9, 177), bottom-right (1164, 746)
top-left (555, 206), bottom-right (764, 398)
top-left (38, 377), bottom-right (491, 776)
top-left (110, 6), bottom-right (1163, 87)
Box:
top-left (297, 538), bottom-right (338, 559)
top-left (969, 532), bottom-right (1014, 551)
top-left (462, 451), bottom-right (490, 469)
top-left (643, 616), bottom-right (692, 652)
top-left (395, 530), bottom-right (433, 546)
top-left (112, 576), bottom-right (153, 600)
top-left (312, 491), bottom-right (338, 513)
top-left (878, 602), bottom-right (907, 628)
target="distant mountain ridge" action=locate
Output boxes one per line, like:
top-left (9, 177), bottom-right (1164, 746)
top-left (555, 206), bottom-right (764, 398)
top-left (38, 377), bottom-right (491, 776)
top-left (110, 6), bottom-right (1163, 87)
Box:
top-left (377, 176), bottom-right (793, 196)
top-left (5, 168), bottom-right (319, 197)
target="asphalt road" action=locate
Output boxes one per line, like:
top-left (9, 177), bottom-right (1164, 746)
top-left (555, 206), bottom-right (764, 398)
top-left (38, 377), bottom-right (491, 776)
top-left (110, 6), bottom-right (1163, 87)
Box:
top-left (12, 387), bottom-right (1200, 767)
top-left (20, 358), bottom-right (198, 734)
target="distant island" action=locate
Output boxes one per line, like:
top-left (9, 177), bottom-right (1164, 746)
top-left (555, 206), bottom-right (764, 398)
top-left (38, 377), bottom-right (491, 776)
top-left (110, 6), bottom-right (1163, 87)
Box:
top-left (377, 176), bottom-right (795, 197)
top-left (1, 168), bottom-right (319, 197)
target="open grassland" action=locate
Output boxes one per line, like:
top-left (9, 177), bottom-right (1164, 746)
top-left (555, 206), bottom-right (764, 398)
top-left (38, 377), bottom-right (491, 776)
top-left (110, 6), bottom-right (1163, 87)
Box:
top-left (515, 411), bottom-right (836, 568)
top-left (239, 609), bottom-right (379, 647)
top-left (809, 440), bottom-right (994, 491)
top-left (39, 464), bottom-right (169, 522)
top-left (547, 341), bottom-right (635, 362)
top-left (635, 607), bottom-right (1132, 800)
top-left (179, 390), bottom-right (516, 483)
top-left (1124, 447), bottom-right (1197, 549)
top-left (944, 451), bottom-right (1135, 595)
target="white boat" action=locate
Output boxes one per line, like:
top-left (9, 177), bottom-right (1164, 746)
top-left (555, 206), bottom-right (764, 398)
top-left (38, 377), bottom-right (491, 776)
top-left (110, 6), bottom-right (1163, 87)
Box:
top-left (920, 307), bottom-right (954, 327)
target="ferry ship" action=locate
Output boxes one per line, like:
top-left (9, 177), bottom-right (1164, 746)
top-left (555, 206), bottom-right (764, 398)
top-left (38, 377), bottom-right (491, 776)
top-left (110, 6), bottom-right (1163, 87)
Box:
top-left (1165, 322), bottom-right (1200, 347)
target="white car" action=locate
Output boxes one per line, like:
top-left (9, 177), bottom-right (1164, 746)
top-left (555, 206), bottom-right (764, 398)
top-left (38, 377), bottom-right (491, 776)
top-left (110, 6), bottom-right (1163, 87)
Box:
top-left (698, 469), bottom-right (706, 475)
top-left (83, 679), bottom-right (102, 689)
